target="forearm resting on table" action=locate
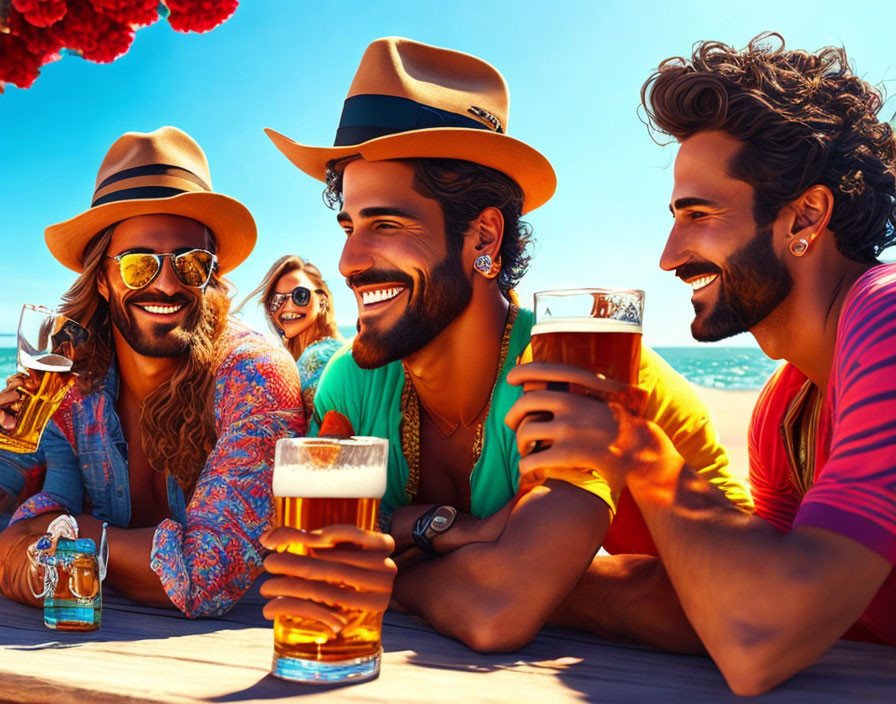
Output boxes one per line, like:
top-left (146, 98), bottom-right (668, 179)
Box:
top-left (0, 516), bottom-right (55, 606)
top-left (550, 553), bottom-right (704, 653)
top-left (628, 460), bottom-right (891, 695)
top-left (76, 515), bottom-right (172, 608)
top-left (392, 480), bottom-right (610, 652)
top-left (0, 513), bottom-right (172, 609)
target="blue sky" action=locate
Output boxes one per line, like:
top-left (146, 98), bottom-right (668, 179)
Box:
top-left (1, 0), bottom-right (894, 347)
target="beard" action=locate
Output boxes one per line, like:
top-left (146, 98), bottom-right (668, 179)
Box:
top-left (680, 226), bottom-right (793, 342)
top-left (108, 291), bottom-right (202, 358)
top-left (350, 253), bottom-right (473, 369)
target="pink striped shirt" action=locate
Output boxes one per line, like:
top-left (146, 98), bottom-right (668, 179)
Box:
top-left (750, 263), bottom-right (896, 644)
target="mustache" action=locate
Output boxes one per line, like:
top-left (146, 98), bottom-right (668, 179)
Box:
top-left (675, 261), bottom-right (723, 281)
top-left (346, 269), bottom-right (414, 290)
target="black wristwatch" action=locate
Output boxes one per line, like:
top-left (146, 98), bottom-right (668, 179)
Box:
top-left (412, 505), bottom-right (457, 554)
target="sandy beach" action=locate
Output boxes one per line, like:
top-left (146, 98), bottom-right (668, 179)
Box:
top-left (692, 386), bottom-right (760, 481)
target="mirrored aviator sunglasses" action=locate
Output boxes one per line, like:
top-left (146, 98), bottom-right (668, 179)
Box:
top-left (107, 249), bottom-right (218, 290)
top-left (268, 286), bottom-right (313, 313)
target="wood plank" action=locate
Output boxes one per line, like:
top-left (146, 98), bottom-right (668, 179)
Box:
top-left (1, 588), bottom-right (894, 703)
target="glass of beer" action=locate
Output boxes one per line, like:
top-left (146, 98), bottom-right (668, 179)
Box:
top-left (271, 436), bottom-right (388, 684)
top-left (531, 287), bottom-right (644, 392)
top-left (0, 305), bottom-right (88, 453)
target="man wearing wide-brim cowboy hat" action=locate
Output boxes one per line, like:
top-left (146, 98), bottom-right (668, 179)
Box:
top-left (259, 37), bottom-right (748, 660)
top-left (0, 126), bottom-right (306, 619)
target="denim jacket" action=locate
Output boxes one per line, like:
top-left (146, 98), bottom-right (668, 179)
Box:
top-left (7, 322), bottom-right (305, 617)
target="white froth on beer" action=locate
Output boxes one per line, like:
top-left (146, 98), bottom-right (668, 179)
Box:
top-left (531, 317), bottom-right (642, 335)
top-left (273, 463), bottom-right (386, 498)
top-left (19, 350), bottom-right (73, 373)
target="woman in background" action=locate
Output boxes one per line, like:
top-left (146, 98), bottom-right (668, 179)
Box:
top-left (238, 256), bottom-right (342, 416)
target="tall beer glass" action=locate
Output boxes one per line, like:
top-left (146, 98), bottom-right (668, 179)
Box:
top-left (531, 288), bottom-right (644, 387)
top-left (271, 437), bottom-right (388, 684)
top-left (0, 305), bottom-right (87, 453)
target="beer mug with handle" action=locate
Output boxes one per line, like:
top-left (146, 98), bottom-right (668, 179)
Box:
top-left (271, 436), bottom-right (388, 684)
top-left (0, 305), bottom-right (88, 453)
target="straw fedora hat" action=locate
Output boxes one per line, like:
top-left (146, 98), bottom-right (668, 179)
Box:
top-left (265, 37), bottom-right (556, 213)
top-left (45, 126), bottom-right (257, 274)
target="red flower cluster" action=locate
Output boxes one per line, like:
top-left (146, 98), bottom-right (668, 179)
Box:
top-left (0, 33), bottom-right (47, 89)
top-left (0, 1), bottom-right (240, 91)
top-left (11, 0), bottom-right (68, 27)
top-left (91, 0), bottom-right (159, 27)
top-left (48, 0), bottom-right (135, 63)
top-left (166, 0), bottom-right (238, 33)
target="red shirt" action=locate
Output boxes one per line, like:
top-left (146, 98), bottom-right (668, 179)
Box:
top-left (750, 264), bottom-right (896, 644)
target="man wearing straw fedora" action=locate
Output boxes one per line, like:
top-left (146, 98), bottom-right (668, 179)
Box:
top-left (259, 37), bottom-right (750, 651)
top-left (0, 126), bottom-right (305, 617)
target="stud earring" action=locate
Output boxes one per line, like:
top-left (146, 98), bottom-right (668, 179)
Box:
top-left (474, 254), bottom-right (493, 275)
top-left (789, 237), bottom-right (810, 256)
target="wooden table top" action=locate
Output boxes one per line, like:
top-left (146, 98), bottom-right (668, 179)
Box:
top-left (1, 584), bottom-right (894, 703)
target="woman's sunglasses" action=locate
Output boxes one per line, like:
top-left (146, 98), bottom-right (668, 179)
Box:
top-left (105, 249), bottom-right (218, 290)
top-left (269, 286), bottom-right (323, 313)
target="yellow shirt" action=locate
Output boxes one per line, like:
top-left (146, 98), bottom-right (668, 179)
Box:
top-left (519, 344), bottom-right (753, 518)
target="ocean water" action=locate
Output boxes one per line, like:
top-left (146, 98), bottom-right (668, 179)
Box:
top-left (0, 344), bottom-right (779, 390)
top-left (654, 347), bottom-right (780, 390)
top-left (0, 348), bottom-right (14, 383)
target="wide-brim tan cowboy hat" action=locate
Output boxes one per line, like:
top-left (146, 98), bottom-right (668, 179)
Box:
top-left (265, 37), bottom-right (556, 214)
top-left (45, 126), bottom-right (257, 274)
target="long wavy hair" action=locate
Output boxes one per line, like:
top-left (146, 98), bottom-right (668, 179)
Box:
top-left (58, 225), bottom-right (230, 494)
top-left (324, 157), bottom-right (533, 301)
top-left (641, 32), bottom-right (896, 263)
top-left (234, 255), bottom-right (339, 360)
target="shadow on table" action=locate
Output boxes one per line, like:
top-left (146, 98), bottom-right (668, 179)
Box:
top-left (381, 614), bottom-right (896, 703)
top-left (382, 615), bottom-right (741, 704)
top-left (206, 673), bottom-right (383, 702)
top-left (0, 582), bottom-right (270, 649)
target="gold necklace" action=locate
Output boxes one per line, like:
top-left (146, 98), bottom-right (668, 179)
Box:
top-left (400, 305), bottom-right (518, 503)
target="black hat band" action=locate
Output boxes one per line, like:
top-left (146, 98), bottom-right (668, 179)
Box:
top-left (333, 94), bottom-right (503, 147)
top-left (91, 164), bottom-right (210, 207)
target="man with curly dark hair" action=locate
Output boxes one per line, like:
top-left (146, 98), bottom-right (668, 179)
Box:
top-left (259, 37), bottom-right (751, 654)
top-left (509, 33), bottom-right (896, 694)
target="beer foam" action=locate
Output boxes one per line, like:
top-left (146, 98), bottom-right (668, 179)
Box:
top-left (531, 317), bottom-right (642, 335)
top-left (273, 463), bottom-right (387, 498)
top-left (19, 350), bottom-right (73, 373)
top-left (273, 438), bottom-right (388, 498)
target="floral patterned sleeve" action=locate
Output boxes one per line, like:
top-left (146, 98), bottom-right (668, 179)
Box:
top-left (150, 337), bottom-right (305, 617)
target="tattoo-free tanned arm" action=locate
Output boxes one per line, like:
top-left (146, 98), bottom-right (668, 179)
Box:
top-left (627, 457), bottom-right (890, 696)
top-left (0, 513), bottom-right (173, 609)
top-left (391, 480), bottom-right (610, 652)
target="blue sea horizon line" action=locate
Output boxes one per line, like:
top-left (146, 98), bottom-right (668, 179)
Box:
top-left (0, 343), bottom-right (778, 391)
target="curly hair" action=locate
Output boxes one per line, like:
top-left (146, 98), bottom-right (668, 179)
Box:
top-left (641, 32), bottom-right (896, 263)
top-left (59, 225), bottom-right (230, 495)
top-left (324, 157), bottom-right (533, 298)
top-left (233, 254), bottom-right (340, 361)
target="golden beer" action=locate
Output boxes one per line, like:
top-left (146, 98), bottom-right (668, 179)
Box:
top-left (273, 495), bottom-right (382, 662)
top-left (530, 318), bottom-right (642, 385)
top-left (271, 437), bottom-right (388, 684)
top-left (43, 542), bottom-right (102, 631)
top-left (0, 356), bottom-right (75, 454)
top-left (1, 305), bottom-right (86, 454)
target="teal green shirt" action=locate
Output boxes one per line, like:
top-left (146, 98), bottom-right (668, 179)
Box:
top-left (313, 309), bottom-right (534, 518)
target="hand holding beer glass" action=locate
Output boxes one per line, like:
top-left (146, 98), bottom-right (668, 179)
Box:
top-left (506, 288), bottom-right (646, 487)
top-left (0, 305), bottom-right (88, 453)
top-left (262, 437), bottom-right (394, 684)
